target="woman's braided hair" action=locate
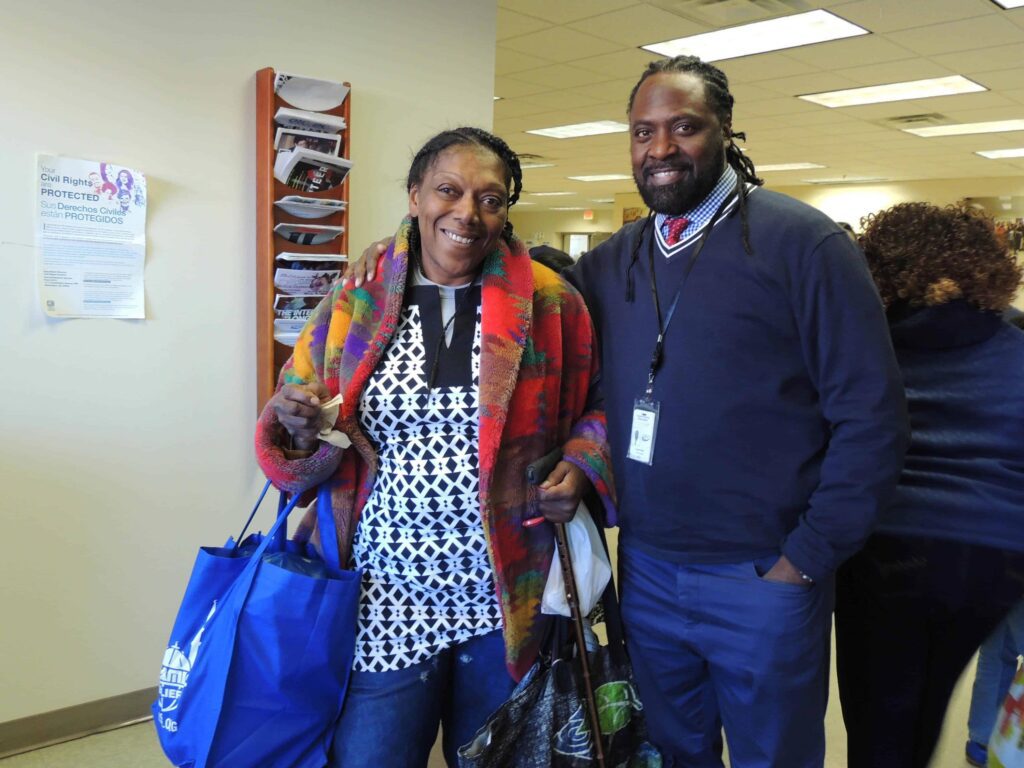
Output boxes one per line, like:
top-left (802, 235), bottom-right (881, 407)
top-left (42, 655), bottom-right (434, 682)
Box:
top-left (406, 127), bottom-right (523, 257)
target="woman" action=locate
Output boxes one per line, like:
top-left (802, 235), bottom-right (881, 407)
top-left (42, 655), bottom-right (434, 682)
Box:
top-left (835, 202), bottom-right (1024, 768)
top-left (255, 127), bottom-right (614, 768)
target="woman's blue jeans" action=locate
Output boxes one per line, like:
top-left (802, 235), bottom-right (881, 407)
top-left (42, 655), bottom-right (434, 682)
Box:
top-left (328, 629), bottom-right (514, 768)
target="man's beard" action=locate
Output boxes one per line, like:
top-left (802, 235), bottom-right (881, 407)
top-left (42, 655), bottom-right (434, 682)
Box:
top-left (634, 152), bottom-right (725, 216)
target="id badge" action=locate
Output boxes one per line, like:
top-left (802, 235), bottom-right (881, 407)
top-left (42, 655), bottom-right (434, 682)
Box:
top-left (627, 398), bottom-right (660, 465)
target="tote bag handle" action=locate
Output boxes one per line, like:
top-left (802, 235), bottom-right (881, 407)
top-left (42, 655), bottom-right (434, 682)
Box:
top-left (233, 479), bottom-right (343, 572)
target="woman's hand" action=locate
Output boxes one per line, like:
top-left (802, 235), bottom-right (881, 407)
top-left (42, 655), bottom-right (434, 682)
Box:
top-left (343, 237), bottom-right (393, 287)
top-left (537, 461), bottom-right (590, 524)
top-left (271, 382), bottom-right (330, 451)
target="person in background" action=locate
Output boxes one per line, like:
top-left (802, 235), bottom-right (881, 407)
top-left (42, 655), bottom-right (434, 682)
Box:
top-left (529, 244), bottom-right (574, 273)
top-left (835, 202), bottom-right (1024, 768)
top-left (256, 127), bottom-right (614, 768)
top-left (343, 56), bottom-right (908, 767)
top-left (966, 601), bottom-right (1024, 766)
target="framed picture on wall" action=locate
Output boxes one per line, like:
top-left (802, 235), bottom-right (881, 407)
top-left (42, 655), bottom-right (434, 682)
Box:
top-left (623, 207), bottom-right (646, 224)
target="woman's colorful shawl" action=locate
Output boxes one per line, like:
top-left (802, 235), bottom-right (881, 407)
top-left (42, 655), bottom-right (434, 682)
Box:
top-left (255, 218), bottom-right (614, 680)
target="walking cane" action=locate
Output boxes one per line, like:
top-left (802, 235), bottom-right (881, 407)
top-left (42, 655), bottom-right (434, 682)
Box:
top-left (525, 451), bottom-right (607, 768)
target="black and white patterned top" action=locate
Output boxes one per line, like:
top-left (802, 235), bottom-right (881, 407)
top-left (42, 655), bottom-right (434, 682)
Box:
top-left (351, 277), bottom-right (502, 672)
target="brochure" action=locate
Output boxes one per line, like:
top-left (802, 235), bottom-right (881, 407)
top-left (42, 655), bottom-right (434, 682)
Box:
top-left (274, 106), bottom-right (346, 134)
top-left (274, 267), bottom-right (339, 295)
top-left (276, 251), bottom-right (347, 264)
top-left (274, 128), bottom-right (342, 156)
top-left (274, 223), bottom-right (344, 245)
top-left (274, 149), bottom-right (353, 192)
top-left (273, 72), bottom-right (350, 112)
top-left (274, 294), bottom-right (324, 321)
top-left (274, 196), bottom-right (346, 220)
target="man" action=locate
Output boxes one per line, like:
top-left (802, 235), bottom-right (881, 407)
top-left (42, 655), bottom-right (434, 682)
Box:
top-left (564, 56), bottom-right (907, 767)
top-left (344, 55), bottom-right (907, 767)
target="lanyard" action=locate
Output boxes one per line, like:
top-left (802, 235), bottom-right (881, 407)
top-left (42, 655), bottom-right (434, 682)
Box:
top-left (645, 187), bottom-right (736, 397)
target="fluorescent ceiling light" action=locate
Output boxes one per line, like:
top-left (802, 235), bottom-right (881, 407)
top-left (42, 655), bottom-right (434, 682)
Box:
top-left (976, 147), bottom-right (1024, 159)
top-left (493, 96), bottom-right (502, 101)
top-left (567, 174), bottom-right (632, 182)
top-left (529, 191), bottom-right (574, 196)
top-left (992, 0), bottom-right (1024, 8)
top-left (526, 121), bottom-right (629, 139)
top-left (805, 176), bottom-right (887, 185)
top-left (591, 198), bottom-right (615, 203)
top-left (904, 119), bottom-right (1024, 137)
top-left (520, 163), bottom-right (555, 169)
top-left (514, 201), bottom-right (535, 205)
top-left (758, 162), bottom-right (826, 172)
top-left (800, 76), bottom-right (986, 108)
top-left (551, 207), bottom-right (586, 211)
top-left (641, 9), bottom-right (867, 62)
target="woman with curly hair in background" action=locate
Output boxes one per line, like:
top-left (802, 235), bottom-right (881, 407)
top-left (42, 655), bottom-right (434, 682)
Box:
top-left (835, 202), bottom-right (1024, 768)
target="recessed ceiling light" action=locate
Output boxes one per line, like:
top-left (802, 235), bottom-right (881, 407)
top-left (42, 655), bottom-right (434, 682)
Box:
top-left (520, 163), bottom-right (556, 169)
top-left (567, 174), bottom-right (633, 182)
top-left (804, 176), bottom-right (888, 185)
top-left (904, 119), bottom-right (1024, 137)
top-left (757, 162), bottom-right (826, 172)
top-left (976, 147), bottom-right (1024, 159)
top-left (526, 121), bottom-right (630, 139)
top-left (529, 191), bottom-right (574, 196)
top-left (641, 9), bottom-right (868, 62)
top-left (991, 0), bottom-right (1024, 8)
top-left (799, 76), bottom-right (986, 108)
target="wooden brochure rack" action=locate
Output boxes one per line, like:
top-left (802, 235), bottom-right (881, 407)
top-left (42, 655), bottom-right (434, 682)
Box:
top-left (254, 67), bottom-right (351, 413)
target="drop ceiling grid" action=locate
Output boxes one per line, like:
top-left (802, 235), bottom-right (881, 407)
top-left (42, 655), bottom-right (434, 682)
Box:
top-left (494, 0), bottom-right (1024, 208)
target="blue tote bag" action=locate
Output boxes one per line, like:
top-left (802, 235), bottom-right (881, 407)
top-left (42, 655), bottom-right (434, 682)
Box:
top-left (153, 480), bottom-right (360, 768)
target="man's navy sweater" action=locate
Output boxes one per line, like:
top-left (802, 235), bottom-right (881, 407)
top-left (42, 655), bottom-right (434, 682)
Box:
top-left (569, 188), bottom-right (908, 581)
top-left (880, 301), bottom-right (1024, 551)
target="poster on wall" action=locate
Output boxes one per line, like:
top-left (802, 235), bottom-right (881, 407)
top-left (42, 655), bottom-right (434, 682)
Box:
top-left (35, 155), bottom-right (147, 319)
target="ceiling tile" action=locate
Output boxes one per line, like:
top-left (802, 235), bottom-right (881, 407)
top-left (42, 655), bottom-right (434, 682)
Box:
top-left (494, 76), bottom-right (552, 99)
top-left (520, 90), bottom-right (608, 110)
top-left (569, 48), bottom-right (660, 79)
top-left (885, 16), bottom-right (1024, 57)
top-left (567, 4), bottom-right (707, 45)
top-left (782, 33), bottom-right (917, 70)
top-left (500, 27), bottom-right (626, 62)
top-left (496, 8), bottom-right (552, 40)
top-left (757, 72), bottom-right (865, 98)
top-left (931, 43), bottom-right (1024, 75)
top-left (497, 0), bottom-right (639, 25)
top-left (495, 46), bottom-right (554, 76)
top-left (494, 99), bottom-right (559, 120)
top-left (719, 54), bottom-right (818, 85)
top-left (833, 58), bottom-right (957, 86)
top-left (972, 68), bottom-right (1024, 92)
top-left (505, 64), bottom-right (614, 90)
top-left (831, 0), bottom-right (991, 34)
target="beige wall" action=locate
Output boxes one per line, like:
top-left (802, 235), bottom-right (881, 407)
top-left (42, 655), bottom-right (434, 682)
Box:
top-left (508, 208), bottom-right (616, 249)
top-left (0, 0), bottom-right (496, 722)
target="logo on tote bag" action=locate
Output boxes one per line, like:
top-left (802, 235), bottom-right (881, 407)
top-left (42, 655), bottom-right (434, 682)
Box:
top-left (157, 602), bottom-right (217, 731)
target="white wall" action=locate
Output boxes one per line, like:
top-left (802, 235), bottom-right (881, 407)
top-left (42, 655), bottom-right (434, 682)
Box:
top-left (0, 0), bottom-right (496, 722)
